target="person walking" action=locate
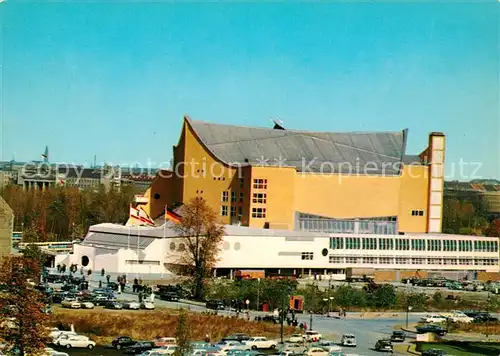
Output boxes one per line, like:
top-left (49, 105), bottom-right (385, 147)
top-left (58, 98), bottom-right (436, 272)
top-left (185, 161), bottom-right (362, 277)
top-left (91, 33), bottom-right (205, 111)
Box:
top-left (106, 274), bottom-right (111, 284)
top-left (101, 268), bottom-right (105, 277)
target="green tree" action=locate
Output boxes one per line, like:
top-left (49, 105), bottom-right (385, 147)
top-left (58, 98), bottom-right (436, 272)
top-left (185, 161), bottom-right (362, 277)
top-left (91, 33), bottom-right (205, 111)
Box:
top-left (333, 285), bottom-right (366, 308)
top-left (22, 244), bottom-right (47, 272)
top-left (371, 284), bottom-right (396, 309)
top-left (174, 309), bottom-right (192, 356)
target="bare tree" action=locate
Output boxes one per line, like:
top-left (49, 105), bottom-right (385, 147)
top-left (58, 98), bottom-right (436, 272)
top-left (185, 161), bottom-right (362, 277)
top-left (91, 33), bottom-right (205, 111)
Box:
top-left (173, 198), bottom-right (224, 300)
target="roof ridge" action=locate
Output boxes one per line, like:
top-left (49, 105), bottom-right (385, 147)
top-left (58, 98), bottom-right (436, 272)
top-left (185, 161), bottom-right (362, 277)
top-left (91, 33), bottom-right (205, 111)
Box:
top-left (189, 118), bottom-right (405, 135)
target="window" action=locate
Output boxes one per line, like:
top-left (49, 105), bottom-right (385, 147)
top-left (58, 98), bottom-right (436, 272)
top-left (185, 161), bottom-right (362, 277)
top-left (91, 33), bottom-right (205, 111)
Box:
top-left (395, 239), bottom-right (409, 251)
top-left (412, 258), bottom-right (425, 265)
top-left (379, 238), bottom-right (394, 250)
top-left (329, 237), bottom-right (344, 250)
top-left (428, 239), bottom-right (442, 251)
top-left (220, 206), bottom-right (228, 216)
top-left (443, 240), bottom-right (457, 252)
top-left (240, 178), bottom-right (244, 189)
top-left (459, 258), bottom-right (473, 265)
top-left (444, 258), bottom-right (457, 265)
top-left (301, 252), bottom-right (314, 260)
top-left (411, 210), bottom-right (424, 216)
top-left (411, 239), bottom-right (426, 251)
top-left (238, 206), bottom-right (243, 216)
top-left (396, 258), bottom-right (409, 264)
top-left (253, 179), bottom-right (267, 189)
top-left (379, 257), bottom-right (393, 264)
top-left (231, 192), bottom-right (237, 203)
top-left (230, 206), bottom-right (237, 217)
top-left (346, 257), bottom-right (358, 264)
top-left (346, 237), bottom-right (360, 249)
top-left (329, 256), bottom-right (344, 264)
top-left (362, 238), bottom-right (377, 250)
top-left (239, 192), bottom-right (244, 203)
top-left (251, 207), bottom-right (266, 218)
top-left (428, 258), bottom-right (442, 265)
top-left (221, 191), bottom-right (229, 202)
top-left (363, 257), bottom-right (377, 264)
top-left (252, 193), bottom-right (267, 204)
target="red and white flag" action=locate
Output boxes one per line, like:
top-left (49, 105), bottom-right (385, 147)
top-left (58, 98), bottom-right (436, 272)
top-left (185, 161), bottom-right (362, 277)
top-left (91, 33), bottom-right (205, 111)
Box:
top-left (129, 204), bottom-right (155, 226)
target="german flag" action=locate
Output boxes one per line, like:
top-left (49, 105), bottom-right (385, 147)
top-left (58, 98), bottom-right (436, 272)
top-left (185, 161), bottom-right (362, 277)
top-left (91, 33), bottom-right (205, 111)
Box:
top-left (165, 206), bottom-right (182, 223)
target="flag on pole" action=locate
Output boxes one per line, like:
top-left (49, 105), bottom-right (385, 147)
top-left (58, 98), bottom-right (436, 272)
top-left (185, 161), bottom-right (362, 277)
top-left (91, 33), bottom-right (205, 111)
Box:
top-left (129, 204), bottom-right (155, 226)
top-left (165, 206), bottom-right (181, 223)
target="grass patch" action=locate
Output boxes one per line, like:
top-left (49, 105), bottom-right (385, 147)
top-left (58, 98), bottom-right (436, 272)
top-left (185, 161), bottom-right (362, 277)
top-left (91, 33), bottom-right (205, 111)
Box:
top-left (50, 307), bottom-right (295, 345)
top-left (419, 342), bottom-right (500, 356)
top-left (448, 322), bottom-right (500, 336)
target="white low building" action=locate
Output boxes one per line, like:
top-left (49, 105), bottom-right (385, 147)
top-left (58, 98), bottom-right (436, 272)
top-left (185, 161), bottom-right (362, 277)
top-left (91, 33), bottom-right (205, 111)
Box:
top-left (55, 222), bottom-right (500, 281)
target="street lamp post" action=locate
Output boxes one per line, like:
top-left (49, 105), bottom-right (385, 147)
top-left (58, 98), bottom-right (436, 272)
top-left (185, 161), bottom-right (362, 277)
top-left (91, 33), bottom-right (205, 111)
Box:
top-left (406, 304), bottom-right (413, 329)
top-left (256, 278), bottom-right (260, 311)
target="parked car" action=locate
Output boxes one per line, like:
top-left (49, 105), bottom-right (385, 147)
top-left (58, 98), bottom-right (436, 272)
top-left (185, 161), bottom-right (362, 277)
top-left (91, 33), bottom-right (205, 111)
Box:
top-left (421, 314), bottom-right (446, 323)
top-left (340, 334), bottom-right (356, 347)
top-left (58, 336), bottom-right (95, 349)
top-left (243, 337), bottom-right (277, 350)
top-left (449, 312), bottom-right (473, 323)
top-left (124, 302), bottom-right (141, 310)
top-left (215, 341), bottom-right (250, 352)
top-left (415, 325), bottom-right (447, 336)
top-left (105, 301), bottom-right (123, 310)
top-left (390, 331), bottom-right (405, 342)
top-left (124, 341), bottom-right (156, 354)
top-left (304, 331), bottom-right (322, 342)
top-left (421, 349), bottom-right (446, 356)
top-left (160, 292), bottom-right (180, 302)
top-left (206, 300), bottom-right (226, 310)
top-left (80, 301), bottom-right (95, 309)
top-left (152, 345), bottom-right (179, 355)
top-left (473, 313), bottom-right (499, 323)
top-left (374, 339), bottom-right (393, 352)
top-left (53, 333), bottom-right (79, 345)
top-left (61, 298), bottom-right (81, 309)
top-left (112, 336), bottom-right (136, 350)
top-left (142, 301), bottom-right (155, 310)
top-left (222, 334), bottom-right (251, 343)
top-left (288, 334), bottom-right (305, 343)
top-left (316, 341), bottom-right (342, 353)
top-left (304, 347), bottom-right (328, 356)
top-left (154, 337), bottom-right (177, 347)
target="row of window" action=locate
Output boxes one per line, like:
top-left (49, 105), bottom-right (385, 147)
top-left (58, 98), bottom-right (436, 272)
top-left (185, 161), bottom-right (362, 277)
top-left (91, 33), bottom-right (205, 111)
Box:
top-left (252, 207), bottom-right (266, 218)
top-left (329, 237), bottom-right (499, 252)
top-left (253, 179), bottom-right (267, 190)
top-left (220, 205), bottom-right (243, 217)
top-left (221, 191), bottom-right (244, 203)
top-left (411, 210), bottom-right (425, 216)
top-left (300, 219), bottom-right (397, 235)
top-left (328, 256), bottom-right (499, 266)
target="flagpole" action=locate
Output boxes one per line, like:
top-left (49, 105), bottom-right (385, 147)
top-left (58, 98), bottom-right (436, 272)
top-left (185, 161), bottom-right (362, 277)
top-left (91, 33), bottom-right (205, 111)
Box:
top-left (161, 205), bottom-right (167, 279)
top-left (137, 225), bottom-right (140, 279)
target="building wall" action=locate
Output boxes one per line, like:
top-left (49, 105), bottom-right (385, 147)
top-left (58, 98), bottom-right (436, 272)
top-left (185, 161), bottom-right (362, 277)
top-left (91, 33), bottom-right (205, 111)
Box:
top-left (0, 197), bottom-right (13, 257)
top-left (182, 122), bottom-right (241, 225)
top-left (398, 165), bottom-right (430, 233)
top-left (294, 173), bottom-right (401, 219)
top-left (248, 166), bottom-right (296, 229)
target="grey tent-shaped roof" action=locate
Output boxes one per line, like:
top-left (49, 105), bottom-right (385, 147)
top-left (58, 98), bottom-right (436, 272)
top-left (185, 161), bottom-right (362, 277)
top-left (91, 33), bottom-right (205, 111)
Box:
top-left (187, 118), bottom-right (409, 176)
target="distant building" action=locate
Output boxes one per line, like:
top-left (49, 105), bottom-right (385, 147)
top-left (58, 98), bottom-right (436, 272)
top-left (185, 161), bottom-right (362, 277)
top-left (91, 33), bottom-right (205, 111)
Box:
top-left (121, 174), bottom-right (155, 194)
top-left (0, 196), bottom-right (13, 257)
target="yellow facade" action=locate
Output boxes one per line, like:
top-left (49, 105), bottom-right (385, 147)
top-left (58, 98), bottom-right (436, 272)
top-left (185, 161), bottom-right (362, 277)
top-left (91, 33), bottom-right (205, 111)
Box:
top-left (138, 117), bottom-right (442, 233)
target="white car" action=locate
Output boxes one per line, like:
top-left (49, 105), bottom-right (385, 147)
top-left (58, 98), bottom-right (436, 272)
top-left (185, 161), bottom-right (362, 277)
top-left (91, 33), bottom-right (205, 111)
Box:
top-left (58, 335), bottom-right (96, 349)
top-left (288, 334), bottom-right (305, 343)
top-left (80, 301), bottom-right (95, 309)
top-left (216, 341), bottom-right (250, 352)
top-left (305, 347), bottom-right (329, 356)
top-left (243, 337), bottom-right (278, 349)
top-left (317, 341), bottom-right (342, 353)
top-left (422, 315), bottom-right (447, 323)
top-left (61, 299), bottom-right (81, 309)
top-left (52, 332), bottom-right (77, 344)
top-left (304, 331), bottom-right (323, 342)
top-left (125, 301), bottom-right (141, 310)
top-left (449, 312), bottom-right (473, 323)
top-left (152, 345), bottom-right (179, 355)
top-left (340, 334), bottom-right (356, 347)
top-left (142, 301), bottom-right (155, 310)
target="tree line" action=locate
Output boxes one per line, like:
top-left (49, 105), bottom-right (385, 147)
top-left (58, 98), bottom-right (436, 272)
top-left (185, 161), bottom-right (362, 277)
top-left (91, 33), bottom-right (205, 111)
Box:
top-left (0, 185), bottom-right (135, 242)
top-left (442, 194), bottom-right (500, 237)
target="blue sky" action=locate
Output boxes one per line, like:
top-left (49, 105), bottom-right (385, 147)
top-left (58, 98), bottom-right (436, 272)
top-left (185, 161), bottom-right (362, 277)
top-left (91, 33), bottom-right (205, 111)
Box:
top-left (1, 2), bottom-right (498, 180)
